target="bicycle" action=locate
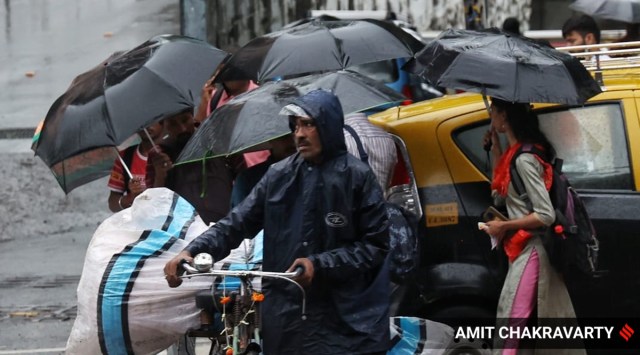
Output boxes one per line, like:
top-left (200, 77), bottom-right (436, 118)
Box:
top-left (179, 253), bottom-right (306, 355)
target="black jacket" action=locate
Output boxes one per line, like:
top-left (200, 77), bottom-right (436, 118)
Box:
top-left (185, 90), bottom-right (390, 354)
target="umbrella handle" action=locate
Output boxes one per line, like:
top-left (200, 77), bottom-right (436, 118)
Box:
top-left (143, 128), bottom-right (160, 153)
top-left (481, 89), bottom-right (491, 113)
top-left (115, 148), bottom-right (133, 180)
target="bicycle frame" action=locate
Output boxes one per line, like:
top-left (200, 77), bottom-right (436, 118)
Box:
top-left (180, 262), bottom-right (306, 354)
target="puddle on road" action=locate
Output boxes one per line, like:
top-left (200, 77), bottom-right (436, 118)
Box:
top-left (0, 275), bottom-right (79, 288)
top-left (0, 304), bottom-right (77, 322)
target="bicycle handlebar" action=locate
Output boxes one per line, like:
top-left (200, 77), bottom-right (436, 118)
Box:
top-left (179, 254), bottom-right (307, 319)
top-left (181, 263), bottom-right (303, 279)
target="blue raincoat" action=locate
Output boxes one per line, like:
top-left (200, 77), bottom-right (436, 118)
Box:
top-left (185, 90), bottom-right (390, 354)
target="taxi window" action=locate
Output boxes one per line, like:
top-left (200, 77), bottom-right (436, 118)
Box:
top-left (538, 104), bottom-right (632, 190)
top-left (453, 103), bottom-right (632, 190)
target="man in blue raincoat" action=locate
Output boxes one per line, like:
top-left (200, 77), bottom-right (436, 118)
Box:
top-left (165, 90), bottom-right (391, 355)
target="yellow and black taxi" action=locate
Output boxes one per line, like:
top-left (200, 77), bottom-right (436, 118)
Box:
top-left (372, 63), bottom-right (640, 321)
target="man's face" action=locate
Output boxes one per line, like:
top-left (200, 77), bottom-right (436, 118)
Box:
top-left (564, 31), bottom-right (596, 47)
top-left (163, 111), bottom-right (195, 145)
top-left (141, 121), bottom-right (163, 141)
top-left (291, 116), bottom-right (322, 164)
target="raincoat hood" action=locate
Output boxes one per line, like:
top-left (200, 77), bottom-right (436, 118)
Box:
top-left (288, 89), bottom-right (347, 161)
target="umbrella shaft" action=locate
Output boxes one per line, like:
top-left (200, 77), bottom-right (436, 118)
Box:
top-left (115, 148), bottom-right (133, 179)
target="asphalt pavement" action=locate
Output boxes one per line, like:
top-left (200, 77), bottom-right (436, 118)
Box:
top-left (0, 0), bottom-right (180, 131)
top-left (0, 0), bottom-right (181, 352)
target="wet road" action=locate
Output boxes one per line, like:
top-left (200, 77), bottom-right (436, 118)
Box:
top-left (0, 0), bottom-right (179, 353)
top-left (0, 0), bottom-right (180, 131)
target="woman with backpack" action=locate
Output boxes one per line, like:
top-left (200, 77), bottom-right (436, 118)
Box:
top-left (481, 98), bottom-right (584, 354)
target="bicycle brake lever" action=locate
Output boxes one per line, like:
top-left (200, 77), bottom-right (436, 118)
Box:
top-left (180, 259), bottom-right (198, 274)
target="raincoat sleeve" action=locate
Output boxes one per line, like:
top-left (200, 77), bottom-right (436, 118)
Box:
top-left (183, 174), bottom-right (267, 262)
top-left (308, 172), bottom-right (389, 277)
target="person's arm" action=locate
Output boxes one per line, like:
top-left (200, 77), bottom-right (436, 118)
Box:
top-left (485, 154), bottom-right (555, 240)
top-left (305, 172), bottom-right (389, 279)
top-left (107, 157), bottom-right (126, 212)
top-left (108, 191), bottom-right (124, 212)
top-left (147, 149), bottom-right (173, 187)
top-left (164, 173), bottom-right (268, 287)
top-left (194, 79), bottom-right (215, 124)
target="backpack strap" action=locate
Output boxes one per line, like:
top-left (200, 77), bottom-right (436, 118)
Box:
top-left (344, 125), bottom-right (369, 165)
top-left (121, 145), bottom-right (138, 194)
top-left (510, 143), bottom-right (547, 213)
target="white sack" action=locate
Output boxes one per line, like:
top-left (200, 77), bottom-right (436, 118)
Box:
top-left (66, 188), bottom-right (212, 355)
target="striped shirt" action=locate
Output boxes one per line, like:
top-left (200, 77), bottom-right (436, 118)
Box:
top-left (107, 145), bottom-right (148, 193)
top-left (344, 112), bottom-right (397, 191)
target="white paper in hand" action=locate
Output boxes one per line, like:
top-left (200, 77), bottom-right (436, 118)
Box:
top-left (478, 222), bottom-right (498, 250)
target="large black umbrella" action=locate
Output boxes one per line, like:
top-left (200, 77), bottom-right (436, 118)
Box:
top-left (570, 0), bottom-right (640, 23)
top-left (33, 35), bottom-right (228, 193)
top-left (177, 70), bottom-right (406, 163)
top-left (216, 19), bottom-right (424, 83)
top-left (405, 28), bottom-right (602, 105)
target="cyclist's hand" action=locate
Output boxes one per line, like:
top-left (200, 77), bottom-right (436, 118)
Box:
top-left (164, 250), bottom-right (192, 288)
top-left (287, 258), bottom-right (314, 288)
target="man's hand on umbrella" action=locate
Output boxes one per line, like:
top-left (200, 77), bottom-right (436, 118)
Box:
top-left (287, 258), bottom-right (315, 288)
top-left (482, 128), bottom-right (502, 156)
top-left (164, 250), bottom-right (193, 288)
top-left (201, 77), bottom-right (216, 103)
top-left (128, 177), bottom-right (145, 196)
top-left (151, 151), bottom-right (173, 174)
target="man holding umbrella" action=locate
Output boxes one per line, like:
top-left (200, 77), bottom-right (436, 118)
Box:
top-left (146, 109), bottom-right (245, 225)
top-left (164, 90), bottom-right (391, 355)
top-left (106, 121), bottom-right (163, 212)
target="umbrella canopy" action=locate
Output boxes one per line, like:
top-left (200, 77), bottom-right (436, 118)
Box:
top-left (570, 0), bottom-right (640, 23)
top-left (216, 19), bottom-right (424, 83)
top-left (177, 70), bottom-right (406, 163)
top-left (405, 28), bottom-right (602, 105)
top-left (33, 35), bottom-right (228, 193)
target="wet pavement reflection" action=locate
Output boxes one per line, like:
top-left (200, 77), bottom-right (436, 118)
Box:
top-left (0, 0), bottom-right (179, 130)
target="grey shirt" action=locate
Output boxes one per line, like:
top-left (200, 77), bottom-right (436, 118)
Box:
top-left (493, 153), bottom-right (555, 226)
top-left (344, 112), bottom-right (397, 191)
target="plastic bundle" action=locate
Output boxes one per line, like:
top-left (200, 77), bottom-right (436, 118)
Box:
top-left (66, 188), bottom-right (211, 355)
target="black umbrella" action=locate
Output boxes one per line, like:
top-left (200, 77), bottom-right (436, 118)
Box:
top-left (33, 35), bottom-right (228, 193)
top-left (216, 19), bottom-right (424, 83)
top-left (570, 0), bottom-right (640, 23)
top-left (177, 70), bottom-right (406, 163)
top-left (405, 28), bottom-right (602, 105)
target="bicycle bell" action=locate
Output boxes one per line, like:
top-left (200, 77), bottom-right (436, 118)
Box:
top-left (193, 253), bottom-right (213, 272)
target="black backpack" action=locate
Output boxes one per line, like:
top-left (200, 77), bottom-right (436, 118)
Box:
top-left (510, 144), bottom-right (599, 277)
top-left (344, 125), bottom-right (420, 284)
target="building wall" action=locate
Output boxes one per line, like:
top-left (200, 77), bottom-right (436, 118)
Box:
top-left (205, 0), bottom-right (533, 48)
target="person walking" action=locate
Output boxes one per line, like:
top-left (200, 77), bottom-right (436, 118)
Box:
top-left (165, 90), bottom-right (391, 355)
top-left (481, 98), bottom-right (584, 355)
